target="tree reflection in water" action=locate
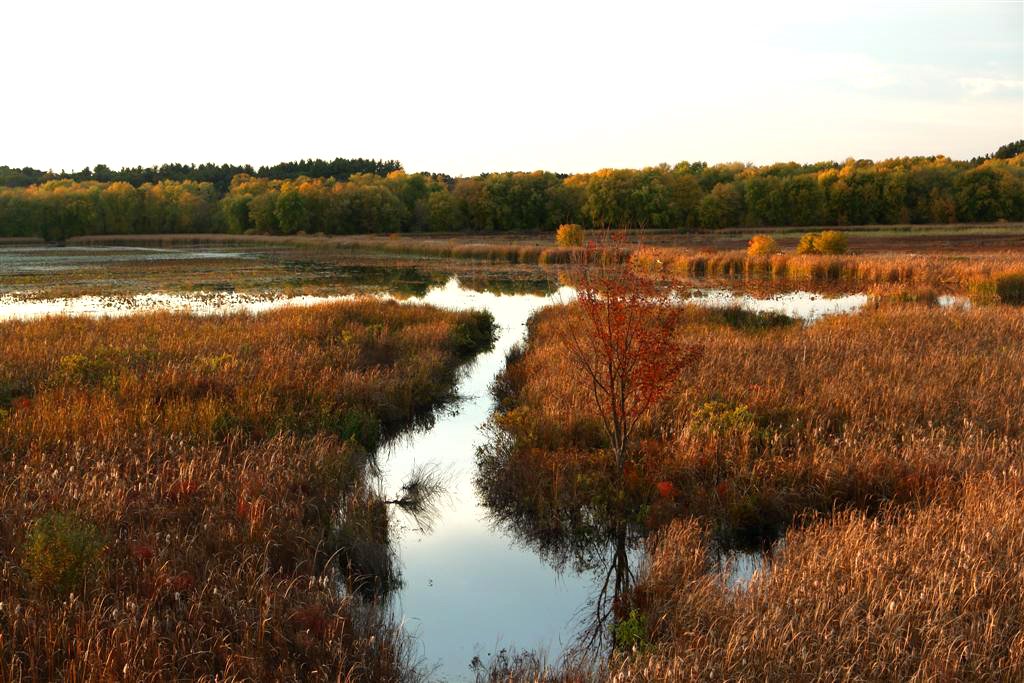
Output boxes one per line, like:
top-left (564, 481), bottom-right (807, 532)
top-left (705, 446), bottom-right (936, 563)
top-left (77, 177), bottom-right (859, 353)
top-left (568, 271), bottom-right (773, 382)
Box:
top-left (474, 417), bottom-right (649, 654)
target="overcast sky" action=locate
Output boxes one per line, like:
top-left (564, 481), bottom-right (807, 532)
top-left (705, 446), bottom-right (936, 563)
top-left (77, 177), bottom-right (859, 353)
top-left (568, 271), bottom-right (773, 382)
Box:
top-left (1, 0), bottom-right (1021, 175)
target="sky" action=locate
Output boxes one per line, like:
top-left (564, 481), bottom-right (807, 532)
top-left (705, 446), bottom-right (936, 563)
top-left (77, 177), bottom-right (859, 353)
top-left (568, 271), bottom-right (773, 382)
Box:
top-left (1, 0), bottom-right (1021, 176)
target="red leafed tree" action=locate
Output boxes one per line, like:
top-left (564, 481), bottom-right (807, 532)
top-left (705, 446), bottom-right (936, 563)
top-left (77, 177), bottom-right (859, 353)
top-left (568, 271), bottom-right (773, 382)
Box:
top-left (556, 237), bottom-right (701, 473)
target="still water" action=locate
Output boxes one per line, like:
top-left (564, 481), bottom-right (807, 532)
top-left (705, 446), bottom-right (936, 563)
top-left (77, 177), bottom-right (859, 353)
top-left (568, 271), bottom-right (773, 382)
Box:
top-left (0, 254), bottom-right (870, 680)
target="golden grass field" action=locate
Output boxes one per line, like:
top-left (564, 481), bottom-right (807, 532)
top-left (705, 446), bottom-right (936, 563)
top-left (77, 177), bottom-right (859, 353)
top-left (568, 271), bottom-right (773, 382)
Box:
top-left (0, 300), bottom-right (493, 681)
top-left (479, 300), bottom-right (1024, 680)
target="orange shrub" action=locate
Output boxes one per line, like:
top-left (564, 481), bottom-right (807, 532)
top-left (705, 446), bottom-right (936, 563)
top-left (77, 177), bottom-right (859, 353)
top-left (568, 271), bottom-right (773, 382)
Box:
top-left (747, 234), bottom-right (778, 256)
top-left (555, 223), bottom-right (585, 247)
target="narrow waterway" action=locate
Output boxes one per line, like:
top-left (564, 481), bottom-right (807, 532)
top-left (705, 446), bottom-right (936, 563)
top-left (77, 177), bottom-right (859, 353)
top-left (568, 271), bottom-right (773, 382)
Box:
top-left (369, 279), bottom-right (867, 680)
top-left (378, 282), bottom-right (584, 679)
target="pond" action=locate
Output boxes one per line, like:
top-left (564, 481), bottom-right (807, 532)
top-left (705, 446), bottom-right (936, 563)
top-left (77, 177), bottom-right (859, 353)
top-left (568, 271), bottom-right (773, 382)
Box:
top-left (0, 247), bottom-right (870, 680)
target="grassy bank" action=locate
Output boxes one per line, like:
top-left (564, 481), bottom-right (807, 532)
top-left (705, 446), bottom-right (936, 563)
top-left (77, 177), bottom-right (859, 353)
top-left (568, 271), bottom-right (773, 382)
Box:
top-left (611, 474), bottom-right (1024, 680)
top-left (631, 246), bottom-right (1024, 297)
top-left (0, 300), bottom-right (493, 681)
top-left (485, 303), bottom-right (1023, 548)
top-left (67, 223), bottom-right (1024, 258)
top-left (476, 299), bottom-right (1024, 678)
top-left (67, 233), bottom-right (601, 266)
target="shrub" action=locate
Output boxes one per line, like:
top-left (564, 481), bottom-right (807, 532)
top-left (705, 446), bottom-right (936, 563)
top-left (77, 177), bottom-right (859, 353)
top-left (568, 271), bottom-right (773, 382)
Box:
top-left (796, 232), bottom-right (820, 254)
top-left (969, 278), bottom-right (1000, 305)
top-left (691, 400), bottom-right (758, 436)
top-left (614, 609), bottom-right (649, 651)
top-left (994, 271), bottom-right (1024, 305)
top-left (55, 353), bottom-right (116, 387)
top-left (333, 407), bottom-right (382, 451)
top-left (555, 223), bottom-right (585, 247)
top-left (746, 234), bottom-right (778, 257)
top-left (22, 512), bottom-right (105, 594)
top-left (449, 310), bottom-right (496, 356)
top-left (815, 230), bottom-right (848, 254)
top-left (796, 230), bottom-right (847, 255)
top-left (711, 307), bottom-right (796, 331)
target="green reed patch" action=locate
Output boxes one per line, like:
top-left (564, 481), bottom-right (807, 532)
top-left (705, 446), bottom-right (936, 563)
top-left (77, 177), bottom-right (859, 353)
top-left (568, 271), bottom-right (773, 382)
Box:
top-left (22, 512), bottom-right (105, 595)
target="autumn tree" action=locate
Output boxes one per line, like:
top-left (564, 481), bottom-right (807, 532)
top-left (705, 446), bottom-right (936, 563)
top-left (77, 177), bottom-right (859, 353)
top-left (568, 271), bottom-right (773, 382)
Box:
top-left (555, 240), bottom-right (701, 473)
top-left (553, 241), bottom-right (700, 648)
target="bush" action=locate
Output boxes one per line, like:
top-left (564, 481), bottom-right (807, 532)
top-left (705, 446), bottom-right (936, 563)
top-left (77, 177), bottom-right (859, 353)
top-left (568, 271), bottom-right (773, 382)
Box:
top-left (614, 609), bottom-right (649, 651)
top-left (555, 223), bottom-right (585, 247)
top-left (746, 234), bottom-right (777, 257)
top-left (449, 310), bottom-right (496, 356)
top-left (22, 512), bottom-right (105, 594)
top-left (815, 230), bottom-right (848, 254)
top-left (712, 307), bottom-right (796, 331)
top-left (796, 230), bottom-right (847, 255)
top-left (333, 407), bottom-right (382, 451)
top-left (796, 232), bottom-right (820, 254)
top-left (995, 271), bottom-right (1024, 305)
top-left (55, 353), bottom-right (116, 387)
top-left (691, 400), bottom-right (758, 436)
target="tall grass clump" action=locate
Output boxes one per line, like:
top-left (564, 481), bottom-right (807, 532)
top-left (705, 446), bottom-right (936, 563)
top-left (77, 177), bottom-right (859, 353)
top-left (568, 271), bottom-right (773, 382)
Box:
top-left (995, 271), bottom-right (1024, 304)
top-left (630, 245), bottom-right (1024, 292)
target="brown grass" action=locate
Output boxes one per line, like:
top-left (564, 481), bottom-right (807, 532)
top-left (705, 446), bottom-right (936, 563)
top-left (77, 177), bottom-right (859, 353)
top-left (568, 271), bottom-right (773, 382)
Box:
top-left (66, 232), bottom-right (608, 266)
top-left (478, 300), bottom-right (1024, 680)
top-left (631, 246), bottom-right (1024, 295)
top-left (0, 300), bottom-right (493, 681)
top-left (63, 232), bottom-right (1024, 296)
top-left (486, 303), bottom-right (1024, 550)
top-left (612, 474), bottom-right (1024, 680)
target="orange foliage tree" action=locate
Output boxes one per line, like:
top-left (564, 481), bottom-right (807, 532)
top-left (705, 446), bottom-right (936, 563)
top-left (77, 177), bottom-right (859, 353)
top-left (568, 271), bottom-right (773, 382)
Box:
top-left (556, 238), bottom-right (701, 473)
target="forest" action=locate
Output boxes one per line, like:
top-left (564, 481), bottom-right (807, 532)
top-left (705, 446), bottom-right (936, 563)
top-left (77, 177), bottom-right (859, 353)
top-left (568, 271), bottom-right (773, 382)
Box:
top-left (0, 145), bottom-right (1022, 241)
top-left (0, 157), bottom-right (402, 192)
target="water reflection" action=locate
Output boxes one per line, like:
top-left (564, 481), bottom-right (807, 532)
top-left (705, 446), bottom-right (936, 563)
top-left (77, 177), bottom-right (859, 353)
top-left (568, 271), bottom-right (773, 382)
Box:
top-left (0, 283), bottom-right (867, 323)
top-left (374, 281), bottom-right (587, 679)
top-left (684, 288), bottom-right (867, 321)
top-left (0, 291), bottom-right (361, 321)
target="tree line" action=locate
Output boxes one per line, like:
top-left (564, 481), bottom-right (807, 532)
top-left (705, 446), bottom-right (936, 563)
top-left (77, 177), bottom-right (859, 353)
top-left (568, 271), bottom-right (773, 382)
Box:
top-left (0, 146), bottom-right (1021, 241)
top-left (0, 157), bottom-right (402, 192)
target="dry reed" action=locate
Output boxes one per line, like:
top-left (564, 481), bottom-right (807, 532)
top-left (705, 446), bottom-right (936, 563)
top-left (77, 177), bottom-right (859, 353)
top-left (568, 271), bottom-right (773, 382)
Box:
top-left (0, 300), bottom-right (492, 681)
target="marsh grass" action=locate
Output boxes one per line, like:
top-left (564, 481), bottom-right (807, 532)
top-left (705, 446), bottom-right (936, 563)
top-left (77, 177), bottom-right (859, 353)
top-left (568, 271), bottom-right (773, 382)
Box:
top-left (61, 232), bottom-right (1024, 297)
top-left (477, 300), bottom-right (1024, 680)
top-left (631, 246), bottom-right (1024, 293)
top-left (489, 303), bottom-right (1024, 547)
top-left (0, 299), bottom-right (493, 681)
top-left (611, 474), bottom-right (1024, 680)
